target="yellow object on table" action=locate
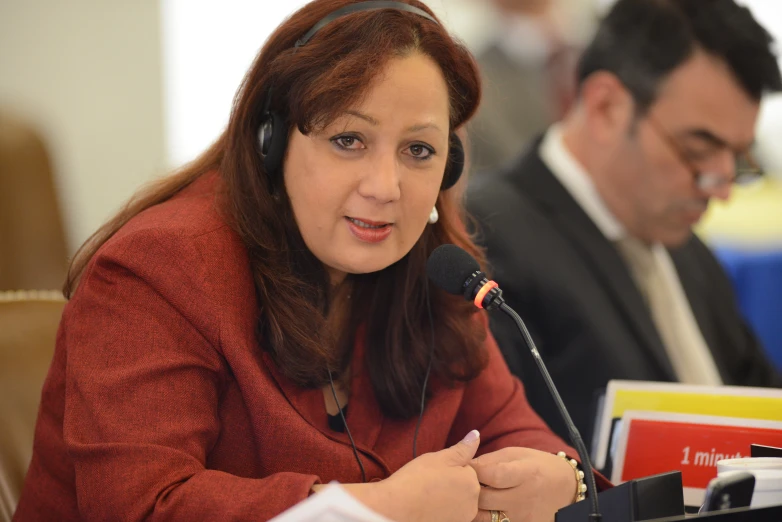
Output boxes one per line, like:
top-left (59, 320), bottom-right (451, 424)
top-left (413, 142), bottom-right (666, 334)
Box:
top-left (697, 177), bottom-right (782, 249)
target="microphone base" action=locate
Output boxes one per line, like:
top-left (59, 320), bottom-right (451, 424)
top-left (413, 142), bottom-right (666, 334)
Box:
top-left (556, 471), bottom-right (684, 522)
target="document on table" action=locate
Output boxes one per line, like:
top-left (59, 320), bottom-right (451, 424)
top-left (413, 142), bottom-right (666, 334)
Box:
top-left (269, 483), bottom-right (393, 522)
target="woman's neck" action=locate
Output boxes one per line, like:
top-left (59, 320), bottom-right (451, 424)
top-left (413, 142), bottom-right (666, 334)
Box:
top-left (326, 277), bottom-right (353, 334)
top-left (323, 276), bottom-right (353, 410)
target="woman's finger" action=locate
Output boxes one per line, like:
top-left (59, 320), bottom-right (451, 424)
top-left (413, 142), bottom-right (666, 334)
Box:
top-left (474, 458), bottom-right (538, 489)
top-left (477, 484), bottom-right (522, 511)
top-left (471, 509), bottom-right (495, 522)
top-left (472, 447), bottom-right (532, 467)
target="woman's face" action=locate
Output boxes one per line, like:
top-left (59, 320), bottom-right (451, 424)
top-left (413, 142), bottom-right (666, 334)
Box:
top-left (283, 52), bottom-right (451, 284)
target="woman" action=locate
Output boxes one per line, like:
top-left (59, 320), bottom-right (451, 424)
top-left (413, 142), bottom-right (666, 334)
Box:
top-left (15, 1), bottom-right (608, 521)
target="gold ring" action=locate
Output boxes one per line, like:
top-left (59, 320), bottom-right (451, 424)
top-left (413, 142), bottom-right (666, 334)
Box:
top-left (490, 511), bottom-right (510, 522)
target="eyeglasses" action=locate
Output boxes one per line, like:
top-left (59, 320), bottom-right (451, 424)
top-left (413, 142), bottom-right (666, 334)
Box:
top-left (645, 116), bottom-right (763, 191)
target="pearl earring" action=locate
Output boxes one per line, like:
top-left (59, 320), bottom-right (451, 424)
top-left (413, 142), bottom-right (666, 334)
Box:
top-left (428, 206), bottom-right (439, 224)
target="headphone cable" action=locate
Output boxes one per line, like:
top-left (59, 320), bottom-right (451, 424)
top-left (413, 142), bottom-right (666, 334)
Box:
top-left (326, 280), bottom-right (436, 481)
top-left (413, 282), bottom-right (435, 458)
top-left (327, 367), bottom-right (367, 483)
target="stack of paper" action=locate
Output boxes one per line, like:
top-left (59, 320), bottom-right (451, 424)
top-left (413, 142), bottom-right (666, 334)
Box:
top-left (269, 483), bottom-right (394, 522)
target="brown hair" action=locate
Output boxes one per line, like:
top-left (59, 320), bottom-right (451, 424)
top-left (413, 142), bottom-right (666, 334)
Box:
top-left (65, 0), bottom-right (486, 419)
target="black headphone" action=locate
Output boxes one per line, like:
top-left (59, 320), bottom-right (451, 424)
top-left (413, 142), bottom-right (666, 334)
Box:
top-left (258, 1), bottom-right (465, 191)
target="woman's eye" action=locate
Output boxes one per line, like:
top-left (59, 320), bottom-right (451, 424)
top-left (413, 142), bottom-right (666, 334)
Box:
top-left (406, 143), bottom-right (435, 160)
top-left (331, 135), bottom-right (364, 150)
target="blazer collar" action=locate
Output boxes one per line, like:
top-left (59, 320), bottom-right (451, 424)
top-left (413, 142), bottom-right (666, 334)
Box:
top-left (262, 332), bottom-right (387, 470)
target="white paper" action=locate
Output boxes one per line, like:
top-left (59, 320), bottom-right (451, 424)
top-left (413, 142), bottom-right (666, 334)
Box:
top-left (269, 483), bottom-right (394, 522)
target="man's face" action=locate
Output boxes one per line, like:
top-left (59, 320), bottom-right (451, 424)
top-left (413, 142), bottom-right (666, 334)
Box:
top-left (609, 50), bottom-right (760, 246)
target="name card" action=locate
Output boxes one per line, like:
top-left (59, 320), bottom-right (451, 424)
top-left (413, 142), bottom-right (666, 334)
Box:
top-left (593, 380), bottom-right (782, 471)
top-left (611, 411), bottom-right (782, 506)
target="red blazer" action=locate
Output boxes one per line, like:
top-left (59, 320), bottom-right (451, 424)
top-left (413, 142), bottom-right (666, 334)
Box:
top-left (15, 174), bottom-right (609, 521)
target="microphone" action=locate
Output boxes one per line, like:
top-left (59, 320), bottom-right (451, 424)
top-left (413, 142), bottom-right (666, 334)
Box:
top-left (427, 244), bottom-right (601, 522)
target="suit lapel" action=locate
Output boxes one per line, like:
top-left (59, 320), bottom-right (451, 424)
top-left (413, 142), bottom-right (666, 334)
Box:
top-left (510, 146), bottom-right (677, 379)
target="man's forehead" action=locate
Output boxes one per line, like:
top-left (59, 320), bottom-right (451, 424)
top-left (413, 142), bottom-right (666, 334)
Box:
top-left (653, 51), bottom-right (760, 147)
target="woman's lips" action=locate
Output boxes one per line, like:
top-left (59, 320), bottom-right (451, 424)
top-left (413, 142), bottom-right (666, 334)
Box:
top-left (345, 217), bottom-right (393, 243)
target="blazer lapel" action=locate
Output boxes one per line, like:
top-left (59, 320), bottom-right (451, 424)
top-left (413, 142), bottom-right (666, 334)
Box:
top-left (510, 145), bottom-right (677, 380)
top-left (261, 332), bottom-right (384, 456)
top-left (343, 332), bottom-right (384, 450)
top-left (261, 351), bottom-right (332, 435)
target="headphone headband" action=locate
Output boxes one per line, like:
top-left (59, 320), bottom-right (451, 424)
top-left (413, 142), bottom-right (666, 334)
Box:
top-left (261, 0), bottom-right (464, 190)
top-left (295, 1), bottom-right (438, 47)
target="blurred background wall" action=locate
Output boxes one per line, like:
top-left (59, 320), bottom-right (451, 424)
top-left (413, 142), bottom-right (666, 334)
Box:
top-left (0, 0), bottom-right (498, 257)
top-left (0, 0), bottom-right (166, 255)
top-left (0, 0), bottom-right (780, 256)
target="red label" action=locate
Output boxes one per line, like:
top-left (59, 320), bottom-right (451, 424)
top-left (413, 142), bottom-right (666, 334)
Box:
top-left (620, 419), bottom-right (782, 488)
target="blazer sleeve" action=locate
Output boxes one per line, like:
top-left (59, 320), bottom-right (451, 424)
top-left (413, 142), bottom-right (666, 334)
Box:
top-left (446, 314), bottom-right (612, 491)
top-left (62, 228), bottom-right (319, 521)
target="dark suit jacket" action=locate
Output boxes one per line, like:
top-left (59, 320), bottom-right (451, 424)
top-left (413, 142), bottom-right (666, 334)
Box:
top-left (467, 141), bottom-right (782, 447)
top-left (15, 173), bottom-right (609, 521)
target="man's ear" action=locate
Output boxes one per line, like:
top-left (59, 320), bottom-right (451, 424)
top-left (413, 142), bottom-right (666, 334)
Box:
top-left (579, 71), bottom-right (635, 143)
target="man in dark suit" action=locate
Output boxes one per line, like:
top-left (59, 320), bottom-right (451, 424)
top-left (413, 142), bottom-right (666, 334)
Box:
top-left (468, 0), bottom-right (782, 448)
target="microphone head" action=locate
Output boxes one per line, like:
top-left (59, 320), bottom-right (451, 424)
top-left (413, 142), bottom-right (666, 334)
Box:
top-left (426, 244), bottom-right (481, 295)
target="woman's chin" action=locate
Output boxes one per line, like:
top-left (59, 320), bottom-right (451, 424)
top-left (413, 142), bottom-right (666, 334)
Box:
top-left (330, 250), bottom-right (407, 276)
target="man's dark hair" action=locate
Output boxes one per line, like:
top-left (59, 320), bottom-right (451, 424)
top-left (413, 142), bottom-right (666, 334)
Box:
top-left (577, 0), bottom-right (782, 112)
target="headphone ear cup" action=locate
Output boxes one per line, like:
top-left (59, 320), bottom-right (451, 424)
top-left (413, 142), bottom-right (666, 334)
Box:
top-left (441, 133), bottom-right (464, 190)
top-left (259, 110), bottom-right (289, 176)
top-left (258, 116), bottom-right (273, 156)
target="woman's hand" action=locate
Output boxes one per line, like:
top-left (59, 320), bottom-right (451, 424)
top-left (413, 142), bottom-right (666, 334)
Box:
top-left (334, 430), bottom-right (483, 522)
top-left (469, 447), bottom-right (577, 522)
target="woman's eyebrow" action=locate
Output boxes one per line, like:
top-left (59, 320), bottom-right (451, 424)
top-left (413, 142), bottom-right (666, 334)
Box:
top-left (406, 122), bottom-right (444, 134)
top-left (340, 110), bottom-right (444, 134)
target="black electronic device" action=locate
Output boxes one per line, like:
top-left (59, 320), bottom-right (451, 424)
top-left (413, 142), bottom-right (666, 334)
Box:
top-left (699, 472), bottom-right (755, 514)
top-left (555, 471), bottom-right (685, 522)
top-left (751, 444), bottom-right (782, 458)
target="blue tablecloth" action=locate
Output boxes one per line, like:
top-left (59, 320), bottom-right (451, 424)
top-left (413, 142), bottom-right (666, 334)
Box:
top-left (714, 247), bottom-right (782, 371)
